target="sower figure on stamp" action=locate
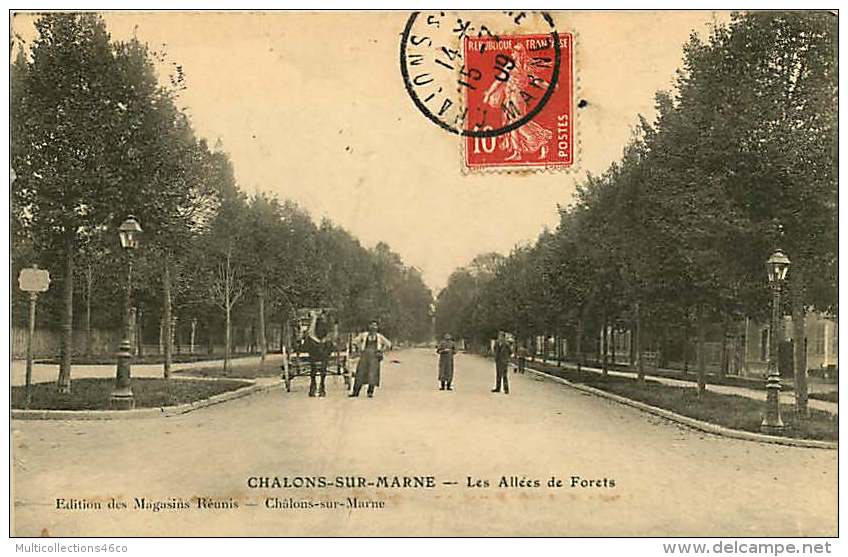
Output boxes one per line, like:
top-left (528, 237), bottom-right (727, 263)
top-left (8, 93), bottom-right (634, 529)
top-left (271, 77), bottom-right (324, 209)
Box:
top-left (482, 43), bottom-right (552, 162)
top-left (492, 331), bottom-right (512, 394)
top-left (306, 310), bottom-right (333, 397)
top-left (436, 333), bottom-right (456, 391)
top-left (350, 320), bottom-right (392, 398)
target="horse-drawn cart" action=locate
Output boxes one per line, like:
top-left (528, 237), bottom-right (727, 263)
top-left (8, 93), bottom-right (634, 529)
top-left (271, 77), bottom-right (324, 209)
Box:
top-left (281, 307), bottom-right (352, 394)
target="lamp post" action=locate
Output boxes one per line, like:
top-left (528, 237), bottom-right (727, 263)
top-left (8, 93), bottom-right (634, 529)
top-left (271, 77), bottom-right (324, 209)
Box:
top-left (110, 216), bottom-right (142, 410)
top-left (761, 248), bottom-right (790, 434)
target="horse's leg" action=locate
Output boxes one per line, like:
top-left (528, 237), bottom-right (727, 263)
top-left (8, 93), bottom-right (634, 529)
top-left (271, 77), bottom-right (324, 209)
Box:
top-left (308, 353), bottom-right (317, 397)
top-left (318, 351), bottom-right (327, 397)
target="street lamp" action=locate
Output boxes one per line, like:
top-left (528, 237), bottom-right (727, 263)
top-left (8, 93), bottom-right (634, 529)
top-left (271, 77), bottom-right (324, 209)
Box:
top-left (110, 216), bottom-right (142, 410)
top-left (761, 248), bottom-right (790, 434)
top-left (118, 216), bottom-right (142, 249)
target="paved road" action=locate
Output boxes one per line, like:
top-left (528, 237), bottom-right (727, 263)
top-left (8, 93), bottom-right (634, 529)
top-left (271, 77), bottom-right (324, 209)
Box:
top-left (11, 349), bottom-right (836, 536)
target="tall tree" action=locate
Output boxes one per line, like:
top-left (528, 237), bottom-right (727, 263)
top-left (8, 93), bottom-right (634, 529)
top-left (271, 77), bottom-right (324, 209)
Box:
top-left (12, 14), bottom-right (131, 392)
top-left (672, 12), bottom-right (837, 408)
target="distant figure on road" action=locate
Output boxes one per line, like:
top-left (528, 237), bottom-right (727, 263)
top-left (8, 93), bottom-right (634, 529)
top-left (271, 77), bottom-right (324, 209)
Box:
top-left (436, 333), bottom-right (456, 390)
top-left (350, 320), bottom-right (392, 398)
top-left (492, 332), bottom-right (512, 394)
top-left (516, 343), bottom-right (528, 374)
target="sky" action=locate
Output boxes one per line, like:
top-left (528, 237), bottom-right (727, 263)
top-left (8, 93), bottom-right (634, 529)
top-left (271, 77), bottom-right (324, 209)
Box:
top-left (12, 10), bottom-right (730, 292)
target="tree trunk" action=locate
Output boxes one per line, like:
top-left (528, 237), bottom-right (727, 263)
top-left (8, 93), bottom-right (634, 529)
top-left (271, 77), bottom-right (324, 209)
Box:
top-left (635, 302), bottom-right (644, 381)
top-left (790, 266), bottom-right (808, 419)
top-left (541, 335), bottom-right (547, 364)
top-left (575, 316), bottom-right (584, 372)
top-left (190, 318), bottom-right (197, 354)
top-left (84, 264), bottom-right (92, 357)
top-left (57, 235), bottom-right (74, 394)
top-left (629, 324), bottom-right (636, 366)
top-left (602, 311), bottom-right (609, 376)
top-left (682, 319), bottom-right (690, 378)
top-left (696, 307), bottom-right (707, 396)
top-left (175, 316), bottom-right (182, 355)
top-left (224, 254), bottom-right (231, 373)
top-left (595, 324), bottom-right (602, 365)
top-left (224, 304), bottom-right (231, 372)
top-left (159, 317), bottom-right (165, 355)
top-left (162, 261), bottom-right (173, 379)
top-left (610, 327), bottom-right (616, 366)
top-left (555, 334), bottom-right (561, 367)
top-left (719, 318), bottom-right (729, 379)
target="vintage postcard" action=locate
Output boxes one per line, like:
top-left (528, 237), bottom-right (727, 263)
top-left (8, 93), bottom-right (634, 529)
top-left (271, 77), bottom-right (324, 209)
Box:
top-left (7, 9), bottom-right (838, 541)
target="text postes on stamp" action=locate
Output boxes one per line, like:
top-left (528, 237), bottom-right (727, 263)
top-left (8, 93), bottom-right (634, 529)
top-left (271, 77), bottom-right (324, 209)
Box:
top-left (464, 33), bottom-right (573, 171)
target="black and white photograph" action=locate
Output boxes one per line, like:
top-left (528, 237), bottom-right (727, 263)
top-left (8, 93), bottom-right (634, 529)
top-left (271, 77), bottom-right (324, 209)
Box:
top-left (6, 6), bottom-right (840, 544)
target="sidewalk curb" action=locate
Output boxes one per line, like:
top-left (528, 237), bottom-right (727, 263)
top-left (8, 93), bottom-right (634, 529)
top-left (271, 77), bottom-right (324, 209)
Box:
top-left (522, 358), bottom-right (838, 416)
top-left (525, 366), bottom-right (837, 450)
top-left (11, 377), bottom-right (282, 421)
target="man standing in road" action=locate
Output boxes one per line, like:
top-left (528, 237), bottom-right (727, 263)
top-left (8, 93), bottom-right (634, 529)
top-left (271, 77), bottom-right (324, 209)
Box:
top-left (350, 320), bottom-right (392, 398)
top-left (436, 333), bottom-right (456, 391)
top-left (492, 332), bottom-right (512, 394)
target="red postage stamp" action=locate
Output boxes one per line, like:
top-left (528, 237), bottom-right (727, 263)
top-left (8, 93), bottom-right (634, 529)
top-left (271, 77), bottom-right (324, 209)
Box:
top-left (463, 33), bottom-right (574, 171)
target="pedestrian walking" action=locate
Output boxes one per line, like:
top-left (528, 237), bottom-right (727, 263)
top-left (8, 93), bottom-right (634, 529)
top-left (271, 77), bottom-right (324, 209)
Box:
top-left (492, 331), bottom-right (512, 394)
top-left (516, 343), bottom-right (528, 374)
top-left (436, 333), bottom-right (456, 390)
top-left (350, 320), bottom-right (392, 398)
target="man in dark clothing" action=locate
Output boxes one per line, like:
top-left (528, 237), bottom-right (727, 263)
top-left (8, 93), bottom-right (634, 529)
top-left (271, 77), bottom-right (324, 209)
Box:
top-left (492, 332), bottom-right (512, 394)
top-left (307, 311), bottom-right (332, 397)
top-left (437, 333), bottom-right (456, 390)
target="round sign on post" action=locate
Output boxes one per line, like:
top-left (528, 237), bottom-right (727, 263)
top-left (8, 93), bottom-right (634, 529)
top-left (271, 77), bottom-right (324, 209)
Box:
top-left (18, 267), bottom-right (50, 293)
